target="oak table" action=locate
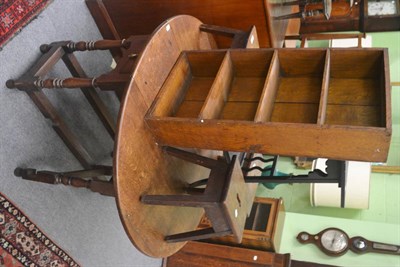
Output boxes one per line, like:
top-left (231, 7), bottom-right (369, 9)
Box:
top-left (113, 15), bottom-right (260, 258)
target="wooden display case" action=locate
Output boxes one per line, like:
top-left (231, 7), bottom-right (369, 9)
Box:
top-left (145, 48), bottom-right (391, 162)
top-left (197, 197), bottom-right (285, 252)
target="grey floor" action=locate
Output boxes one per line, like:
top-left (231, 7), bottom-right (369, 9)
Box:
top-left (0, 0), bottom-right (162, 266)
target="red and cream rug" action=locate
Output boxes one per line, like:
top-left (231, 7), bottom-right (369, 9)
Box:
top-left (0, 0), bottom-right (51, 48)
top-left (0, 192), bottom-right (80, 267)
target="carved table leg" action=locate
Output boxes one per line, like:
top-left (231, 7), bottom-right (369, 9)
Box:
top-left (14, 166), bottom-right (114, 197)
top-left (39, 39), bottom-right (131, 54)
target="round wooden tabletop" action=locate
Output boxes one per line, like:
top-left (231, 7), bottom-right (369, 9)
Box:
top-left (114, 15), bottom-right (218, 258)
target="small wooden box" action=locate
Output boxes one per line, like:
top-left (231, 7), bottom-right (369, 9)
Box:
top-left (197, 197), bottom-right (285, 252)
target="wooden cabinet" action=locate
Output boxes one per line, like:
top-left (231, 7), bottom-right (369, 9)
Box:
top-left (300, 0), bottom-right (362, 34)
top-left (300, 0), bottom-right (400, 33)
top-left (145, 48), bottom-right (391, 162)
top-left (163, 241), bottom-right (291, 267)
top-left (198, 197), bottom-right (285, 251)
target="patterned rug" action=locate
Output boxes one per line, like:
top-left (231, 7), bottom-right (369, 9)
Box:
top-left (0, 0), bottom-right (51, 48)
top-left (0, 193), bottom-right (80, 267)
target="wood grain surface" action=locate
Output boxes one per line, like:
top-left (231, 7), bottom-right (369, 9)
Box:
top-left (114, 15), bottom-right (217, 258)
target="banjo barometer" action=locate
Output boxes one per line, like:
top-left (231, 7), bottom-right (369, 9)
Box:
top-left (297, 227), bottom-right (400, 256)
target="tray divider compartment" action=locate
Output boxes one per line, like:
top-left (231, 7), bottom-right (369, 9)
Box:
top-left (221, 49), bottom-right (275, 121)
top-left (255, 50), bottom-right (280, 122)
top-left (200, 51), bottom-right (233, 119)
top-left (150, 53), bottom-right (192, 118)
top-left (326, 49), bottom-right (386, 127)
top-left (270, 49), bottom-right (326, 124)
top-left (317, 49), bottom-right (331, 125)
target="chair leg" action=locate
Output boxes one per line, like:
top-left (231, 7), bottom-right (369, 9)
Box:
top-left (163, 147), bottom-right (218, 169)
top-left (199, 24), bottom-right (244, 38)
top-left (185, 187), bottom-right (205, 195)
top-left (140, 194), bottom-right (210, 208)
top-left (199, 24), bottom-right (251, 49)
top-left (61, 165), bottom-right (112, 177)
top-left (274, 11), bottom-right (305, 20)
top-left (188, 179), bottom-right (208, 188)
top-left (14, 167), bottom-right (114, 197)
top-left (165, 227), bottom-right (231, 243)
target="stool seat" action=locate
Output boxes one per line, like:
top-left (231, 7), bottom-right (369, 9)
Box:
top-left (140, 147), bottom-right (249, 243)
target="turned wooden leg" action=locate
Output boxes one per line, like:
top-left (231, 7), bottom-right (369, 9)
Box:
top-left (7, 77), bottom-right (110, 91)
top-left (40, 39), bottom-right (131, 54)
top-left (7, 71), bottom-right (128, 93)
top-left (14, 167), bottom-right (114, 197)
top-left (7, 77), bottom-right (96, 90)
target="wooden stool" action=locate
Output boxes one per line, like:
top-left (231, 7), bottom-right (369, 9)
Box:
top-left (141, 147), bottom-right (249, 243)
top-left (5, 36), bottom-right (148, 170)
top-left (6, 36), bottom-right (147, 137)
